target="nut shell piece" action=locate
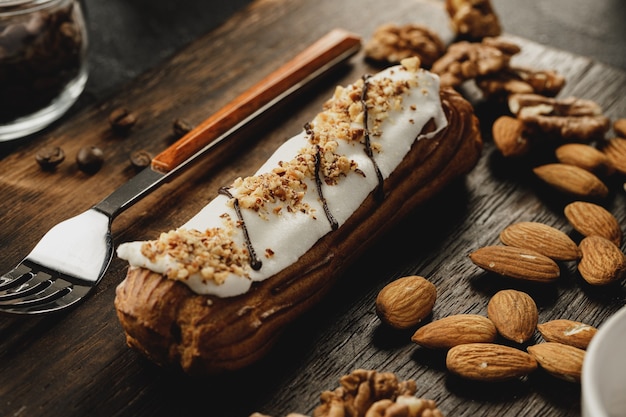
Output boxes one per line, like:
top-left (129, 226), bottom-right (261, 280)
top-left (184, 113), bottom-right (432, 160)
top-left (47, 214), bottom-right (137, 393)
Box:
top-left (613, 118), bottom-right (626, 137)
top-left (445, 0), bottom-right (502, 40)
top-left (432, 38), bottom-right (519, 88)
top-left (376, 275), bottom-right (437, 330)
top-left (555, 143), bottom-right (614, 177)
top-left (487, 289), bottom-right (538, 344)
top-left (446, 343), bottom-right (538, 381)
top-left (364, 23), bottom-right (445, 68)
top-left (411, 314), bottom-right (497, 349)
top-left (533, 163), bottom-right (608, 199)
top-left (578, 235), bottom-right (626, 285)
top-left (508, 93), bottom-right (610, 141)
top-left (491, 115), bottom-right (530, 157)
top-left (601, 136), bottom-right (626, 175)
top-left (469, 245), bottom-right (560, 282)
top-left (537, 319), bottom-right (597, 349)
top-left (499, 221), bottom-right (581, 261)
top-left (527, 342), bottom-right (585, 382)
top-left (564, 201), bottom-right (622, 246)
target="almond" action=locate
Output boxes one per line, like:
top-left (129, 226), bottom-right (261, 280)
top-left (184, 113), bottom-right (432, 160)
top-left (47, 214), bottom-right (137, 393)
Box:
top-left (555, 143), bottom-right (614, 176)
top-left (446, 343), bottom-right (538, 381)
top-left (602, 137), bottom-right (626, 175)
top-left (469, 245), bottom-right (560, 282)
top-left (533, 163), bottom-right (608, 199)
top-left (578, 235), bottom-right (626, 285)
top-left (487, 289), bottom-right (538, 343)
top-left (492, 115), bottom-right (530, 157)
top-left (376, 275), bottom-right (437, 329)
top-left (537, 319), bottom-right (597, 349)
top-left (499, 221), bottom-right (581, 261)
top-left (411, 314), bottom-right (497, 349)
top-left (564, 201), bottom-right (622, 246)
top-left (614, 118), bottom-right (626, 138)
top-left (527, 342), bottom-right (585, 382)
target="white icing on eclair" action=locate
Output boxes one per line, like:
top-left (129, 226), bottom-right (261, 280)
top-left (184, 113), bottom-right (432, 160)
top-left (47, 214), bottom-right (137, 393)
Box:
top-left (116, 57), bottom-right (448, 298)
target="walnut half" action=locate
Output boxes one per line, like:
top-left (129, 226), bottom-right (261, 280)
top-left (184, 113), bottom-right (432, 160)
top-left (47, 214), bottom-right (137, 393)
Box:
top-left (508, 93), bottom-right (610, 142)
top-left (476, 66), bottom-right (566, 99)
top-left (312, 370), bottom-right (443, 417)
top-left (364, 24), bottom-right (446, 68)
top-left (250, 370), bottom-right (444, 417)
top-left (431, 37), bottom-right (520, 88)
top-left (445, 0), bottom-right (502, 41)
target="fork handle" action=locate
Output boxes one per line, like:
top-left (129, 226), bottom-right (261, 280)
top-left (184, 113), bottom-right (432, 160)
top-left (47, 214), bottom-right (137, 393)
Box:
top-left (150, 28), bottom-right (362, 173)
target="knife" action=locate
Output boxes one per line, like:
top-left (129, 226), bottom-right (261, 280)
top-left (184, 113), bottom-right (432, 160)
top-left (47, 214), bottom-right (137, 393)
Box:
top-left (95, 28), bottom-right (362, 218)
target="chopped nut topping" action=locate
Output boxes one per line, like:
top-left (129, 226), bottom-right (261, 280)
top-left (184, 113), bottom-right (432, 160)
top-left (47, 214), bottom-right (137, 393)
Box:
top-left (137, 61), bottom-right (423, 287)
top-left (140, 214), bottom-right (251, 284)
top-left (365, 23), bottom-right (446, 68)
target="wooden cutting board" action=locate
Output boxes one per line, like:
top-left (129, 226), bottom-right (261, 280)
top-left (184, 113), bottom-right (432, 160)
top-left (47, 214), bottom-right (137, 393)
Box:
top-left (0, 0), bottom-right (624, 416)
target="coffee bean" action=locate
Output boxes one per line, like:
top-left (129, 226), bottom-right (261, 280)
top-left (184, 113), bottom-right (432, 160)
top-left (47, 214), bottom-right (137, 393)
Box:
top-left (173, 118), bottom-right (194, 138)
top-left (35, 146), bottom-right (65, 170)
top-left (76, 145), bottom-right (104, 174)
top-left (130, 150), bottom-right (152, 170)
top-left (109, 107), bottom-right (138, 133)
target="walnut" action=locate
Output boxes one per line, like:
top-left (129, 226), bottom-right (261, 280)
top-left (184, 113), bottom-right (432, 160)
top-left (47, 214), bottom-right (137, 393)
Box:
top-left (250, 414), bottom-right (307, 417)
top-left (364, 396), bottom-right (444, 417)
top-left (508, 93), bottom-right (611, 142)
top-left (431, 37), bottom-right (520, 88)
top-left (312, 369), bottom-right (443, 417)
top-left (476, 66), bottom-right (566, 99)
top-left (364, 23), bottom-right (446, 68)
top-left (445, 0), bottom-right (502, 40)
top-left (251, 370), bottom-right (443, 417)
top-left (480, 37), bottom-right (521, 56)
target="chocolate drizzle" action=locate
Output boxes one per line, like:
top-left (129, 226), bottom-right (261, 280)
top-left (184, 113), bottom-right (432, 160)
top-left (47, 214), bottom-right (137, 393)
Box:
top-left (211, 74), bottom-right (392, 273)
top-left (218, 186), bottom-right (262, 270)
top-left (361, 74), bottom-right (385, 202)
top-left (305, 122), bottom-right (339, 231)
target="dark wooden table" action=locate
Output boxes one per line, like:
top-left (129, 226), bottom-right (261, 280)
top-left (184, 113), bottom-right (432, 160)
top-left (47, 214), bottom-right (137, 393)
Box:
top-left (1, 1), bottom-right (625, 416)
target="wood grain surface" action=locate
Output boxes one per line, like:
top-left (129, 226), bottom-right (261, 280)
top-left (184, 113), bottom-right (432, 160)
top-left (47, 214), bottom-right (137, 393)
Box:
top-left (1, 0), bottom-right (624, 416)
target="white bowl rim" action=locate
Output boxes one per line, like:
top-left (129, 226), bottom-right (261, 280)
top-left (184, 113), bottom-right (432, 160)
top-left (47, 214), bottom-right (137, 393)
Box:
top-left (582, 304), bottom-right (626, 417)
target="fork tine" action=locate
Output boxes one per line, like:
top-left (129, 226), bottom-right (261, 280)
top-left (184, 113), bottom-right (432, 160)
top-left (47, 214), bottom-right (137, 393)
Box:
top-left (0, 281), bottom-right (91, 314)
top-left (0, 266), bottom-right (51, 299)
top-left (0, 279), bottom-right (53, 301)
top-left (0, 261), bottom-right (93, 314)
top-left (0, 263), bottom-right (33, 291)
top-left (0, 271), bottom-right (61, 303)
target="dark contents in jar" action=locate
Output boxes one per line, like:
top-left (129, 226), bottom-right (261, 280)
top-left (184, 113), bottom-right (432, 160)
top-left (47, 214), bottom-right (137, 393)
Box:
top-left (0, 2), bottom-right (84, 123)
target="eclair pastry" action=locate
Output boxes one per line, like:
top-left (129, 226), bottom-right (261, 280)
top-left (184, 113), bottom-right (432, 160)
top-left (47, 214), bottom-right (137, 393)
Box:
top-left (115, 57), bottom-right (483, 375)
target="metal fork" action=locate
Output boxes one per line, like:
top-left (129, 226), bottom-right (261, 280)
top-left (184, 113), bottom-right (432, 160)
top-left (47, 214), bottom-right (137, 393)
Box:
top-left (0, 29), bottom-right (361, 315)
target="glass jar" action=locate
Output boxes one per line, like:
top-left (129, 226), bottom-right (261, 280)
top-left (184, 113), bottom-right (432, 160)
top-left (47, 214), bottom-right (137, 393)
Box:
top-left (0, 0), bottom-right (88, 141)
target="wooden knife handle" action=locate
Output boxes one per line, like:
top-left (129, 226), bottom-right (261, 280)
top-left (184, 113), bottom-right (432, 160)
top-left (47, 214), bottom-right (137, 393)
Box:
top-left (151, 28), bottom-right (361, 173)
